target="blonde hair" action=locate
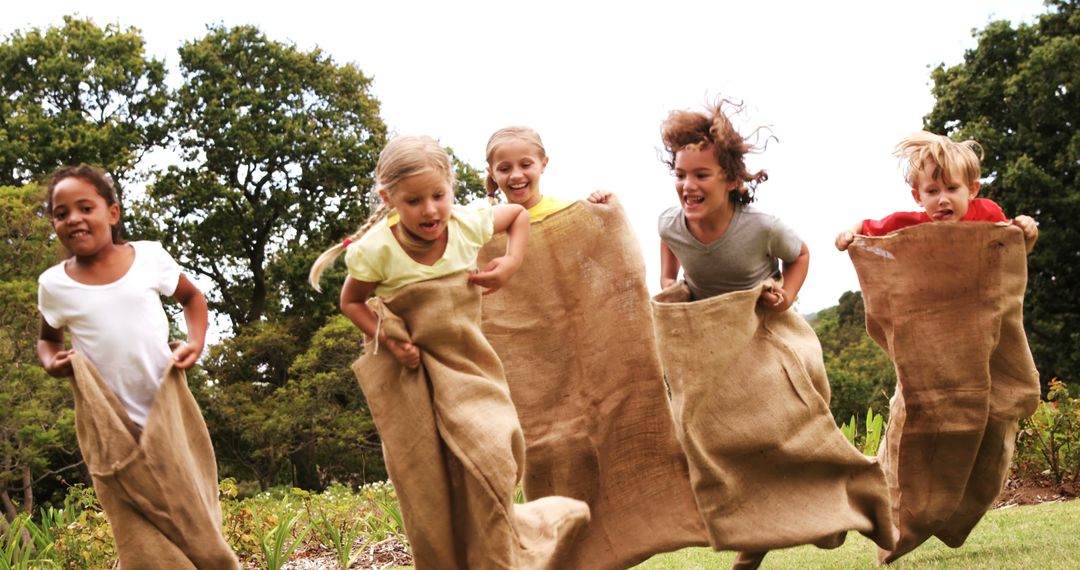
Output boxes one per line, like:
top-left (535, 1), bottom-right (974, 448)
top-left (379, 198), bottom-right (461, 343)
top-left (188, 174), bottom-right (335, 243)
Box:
top-left (894, 131), bottom-right (983, 187)
top-left (309, 135), bottom-right (455, 291)
top-left (484, 126), bottom-right (547, 200)
top-left (660, 97), bottom-right (775, 205)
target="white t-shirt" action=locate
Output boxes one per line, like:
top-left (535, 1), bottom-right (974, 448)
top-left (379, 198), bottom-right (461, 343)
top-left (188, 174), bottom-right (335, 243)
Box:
top-left (38, 241), bottom-right (182, 427)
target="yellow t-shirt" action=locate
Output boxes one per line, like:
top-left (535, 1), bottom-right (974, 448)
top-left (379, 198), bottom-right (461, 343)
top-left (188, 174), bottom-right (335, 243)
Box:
top-left (528, 195), bottom-right (574, 223)
top-left (345, 204), bottom-right (494, 297)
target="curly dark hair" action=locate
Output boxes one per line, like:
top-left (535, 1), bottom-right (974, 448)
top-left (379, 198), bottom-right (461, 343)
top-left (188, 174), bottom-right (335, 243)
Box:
top-left (660, 97), bottom-right (776, 205)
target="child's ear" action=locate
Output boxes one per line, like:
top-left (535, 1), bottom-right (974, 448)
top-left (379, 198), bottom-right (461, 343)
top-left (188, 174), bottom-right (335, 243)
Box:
top-left (969, 180), bottom-right (981, 197)
top-left (107, 203), bottom-right (121, 225)
top-left (378, 190), bottom-right (392, 207)
top-left (910, 188), bottom-right (921, 205)
top-left (540, 155), bottom-right (549, 172)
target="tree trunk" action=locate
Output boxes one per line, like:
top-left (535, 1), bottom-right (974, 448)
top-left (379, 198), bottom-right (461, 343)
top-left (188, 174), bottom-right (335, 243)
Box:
top-left (290, 445), bottom-right (321, 491)
top-left (20, 465), bottom-right (32, 514)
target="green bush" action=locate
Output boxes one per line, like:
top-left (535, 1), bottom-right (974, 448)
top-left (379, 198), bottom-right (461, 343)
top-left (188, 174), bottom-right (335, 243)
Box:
top-left (1015, 379), bottom-right (1080, 486)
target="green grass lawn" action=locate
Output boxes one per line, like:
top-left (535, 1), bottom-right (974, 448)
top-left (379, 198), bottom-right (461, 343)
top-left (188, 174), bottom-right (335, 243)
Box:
top-left (633, 501), bottom-right (1080, 569)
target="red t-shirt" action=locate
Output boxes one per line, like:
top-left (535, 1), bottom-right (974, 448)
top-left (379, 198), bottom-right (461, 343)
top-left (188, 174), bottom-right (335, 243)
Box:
top-left (861, 198), bottom-right (1007, 236)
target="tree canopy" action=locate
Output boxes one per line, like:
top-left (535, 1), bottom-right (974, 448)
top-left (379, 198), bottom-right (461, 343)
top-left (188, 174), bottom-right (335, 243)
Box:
top-left (146, 24), bottom-right (387, 330)
top-left (925, 0), bottom-right (1080, 384)
top-left (0, 16), bottom-right (168, 193)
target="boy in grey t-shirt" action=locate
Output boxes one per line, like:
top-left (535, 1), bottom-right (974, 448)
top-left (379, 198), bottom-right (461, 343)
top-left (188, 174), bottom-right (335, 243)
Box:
top-left (658, 100), bottom-right (808, 309)
top-left (656, 98), bottom-right (813, 570)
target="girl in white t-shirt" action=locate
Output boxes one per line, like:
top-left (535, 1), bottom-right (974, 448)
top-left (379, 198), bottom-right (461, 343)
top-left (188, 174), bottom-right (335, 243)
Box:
top-left (37, 164), bottom-right (209, 428)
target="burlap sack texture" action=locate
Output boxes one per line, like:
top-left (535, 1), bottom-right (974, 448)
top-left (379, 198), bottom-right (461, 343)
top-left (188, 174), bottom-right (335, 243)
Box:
top-left (69, 352), bottom-right (239, 569)
top-left (848, 222), bottom-right (1040, 563)
top-left (478, 199), bottom-right (710, 569)
top-left (351, 271), bottom-right (590, 570)
top-left (650, 283), bottom-right (896, 555)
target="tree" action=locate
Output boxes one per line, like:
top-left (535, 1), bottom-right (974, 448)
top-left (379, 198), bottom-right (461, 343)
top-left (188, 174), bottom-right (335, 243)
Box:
top-left (0, 185), bottom-right (79, 528)
top-left (924, 0), bottom-right (1080, 385)
top-left (147, 24), bottom-right (387, 330)
top-left (812, 291), bottom-right (897, 426)
top-left (148, 25), bottom-right (487, 489)
top-left (0, 16), bottom-right (168, 194)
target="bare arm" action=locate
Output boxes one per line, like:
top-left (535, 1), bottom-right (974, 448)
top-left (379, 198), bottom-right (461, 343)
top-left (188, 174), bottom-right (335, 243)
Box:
top-left (660, 240), bottom-right (681, 290)
top-left (37, 316), bottom-right (74, 377)
top-left (762, 242), bottom-right (809, 312)
top-left (340, 276), bottom-right (419, 368)
top-left (468, 204), bottom-right (530, 295)
top-left (171, 274), bottom-right (208, 369)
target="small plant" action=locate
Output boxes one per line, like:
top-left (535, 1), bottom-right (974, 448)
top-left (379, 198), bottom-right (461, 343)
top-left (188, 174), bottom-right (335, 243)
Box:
top-left (249, 494), bottom-right (311, 570)
top-left (1016, 379), bottom-right (1079, 486)
top-left (307, 500), bottom-right (369, 569)
top-left (841, 408), bottom-right (886, 456)
top-left (1, 513), bottom-right (37, 569)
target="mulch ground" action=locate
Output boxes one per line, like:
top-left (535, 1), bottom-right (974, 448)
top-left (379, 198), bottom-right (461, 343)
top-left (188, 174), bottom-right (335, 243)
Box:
top-left (994, 475), bottom-right (1078, 508)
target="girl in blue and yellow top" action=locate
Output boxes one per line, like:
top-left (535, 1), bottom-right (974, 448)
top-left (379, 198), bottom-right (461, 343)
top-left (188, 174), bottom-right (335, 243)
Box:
top-left (309, 134), bottom-right (529, 367)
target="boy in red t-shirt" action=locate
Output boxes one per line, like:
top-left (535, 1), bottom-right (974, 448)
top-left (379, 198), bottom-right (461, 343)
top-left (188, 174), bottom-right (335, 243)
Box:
top-left (835, 131), bottom-right (1038, 252)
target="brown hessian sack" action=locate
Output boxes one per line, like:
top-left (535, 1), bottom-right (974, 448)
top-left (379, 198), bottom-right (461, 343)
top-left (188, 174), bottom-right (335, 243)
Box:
top-left (478, 198), bottom-right (710, 570)
top-left (650, 282), bottom-right (896, 555)
top-left (351, 271), bottom-right (590, 570)
top-left (848, 222), bottom-right (1040, 563)
top-left (69, 352), bottom-right (239, 569)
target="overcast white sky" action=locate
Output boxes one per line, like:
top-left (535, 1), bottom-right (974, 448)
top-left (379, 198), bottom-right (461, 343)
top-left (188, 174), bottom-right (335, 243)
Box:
top-left (7, 0), bottom-right (1048, 313)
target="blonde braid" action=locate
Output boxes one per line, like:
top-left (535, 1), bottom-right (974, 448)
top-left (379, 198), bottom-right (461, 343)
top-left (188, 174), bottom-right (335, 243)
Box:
top-left (308, 201), bottom-right (391, 292)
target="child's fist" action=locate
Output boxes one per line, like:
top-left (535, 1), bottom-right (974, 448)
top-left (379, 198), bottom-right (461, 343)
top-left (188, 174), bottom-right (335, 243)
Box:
top-left (835, 231), bottom-right (856, 251)
top-left (1011, 215), bottom-right (1038, 252)
top-left (385, 337), bottom-right (420, 369)
top-left (44, 349), bottom-right (76, 378)
top-left (587, 190), bottom-right (613, 204)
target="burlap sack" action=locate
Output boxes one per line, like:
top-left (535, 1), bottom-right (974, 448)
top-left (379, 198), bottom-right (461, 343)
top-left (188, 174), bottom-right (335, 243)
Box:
top-left (69, 352), bottom-right (239, 569)
top-left (478, 199), bottom-right (709, 570)
top-left (351, 271), bottom-right (590, 570)
top-left (650, 283), bottom-right (896, 554)
top-left (848, 222), bottom-right (1040, 563)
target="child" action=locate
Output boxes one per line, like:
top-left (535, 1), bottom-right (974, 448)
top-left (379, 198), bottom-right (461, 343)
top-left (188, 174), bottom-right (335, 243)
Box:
top-left (839, 131), bottom-right (1041, 563)
top-left (38, 166), bottom-right (206, 415)
top-left (485, 126), bottom-right (568, 215)
top-left (310, 135), bottom-right (589, 569)
top-left (310, 133), bottom-right (531, 361)
top-left (835, 131), bottom-right (1038, 251)
top-left (658, 100), bottom-right (807, 309)
top-left (36, 164), bottom-right (237, 568)
top-left (481, 127), bottom-right (709, 568)
top-left (651, 100), bottom-right (894, 570)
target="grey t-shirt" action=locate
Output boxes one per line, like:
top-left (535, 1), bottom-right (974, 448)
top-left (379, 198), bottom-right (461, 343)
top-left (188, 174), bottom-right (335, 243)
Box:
top-left (658, 205), bottom-right (803, 300)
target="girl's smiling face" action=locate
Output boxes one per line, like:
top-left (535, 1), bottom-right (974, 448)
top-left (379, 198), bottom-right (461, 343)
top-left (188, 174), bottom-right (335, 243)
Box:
top-left (382, 170), bottom-right (453, 242)
top-left (673, 145), bottom-right (738, 224)
top-left (487, 139), bottom-right (548, 209)
top-left (49, 176), bottom-right (120, 258)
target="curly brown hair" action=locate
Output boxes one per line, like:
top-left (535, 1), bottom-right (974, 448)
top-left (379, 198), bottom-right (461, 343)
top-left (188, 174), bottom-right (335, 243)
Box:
top-left (660, 98), bottom-right (775, 205)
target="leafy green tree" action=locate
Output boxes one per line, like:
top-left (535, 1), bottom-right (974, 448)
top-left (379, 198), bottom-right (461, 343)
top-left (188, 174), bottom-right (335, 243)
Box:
top-left (924, 0), bottom-right (1079, 385)
top-left (0, 185), bottom-right (78, 527)
top-left (0, 16), bottom-right (168, 194)
top-left (146, 24), bottom-right (387, 330)
top-left (812, 291), bottom-right (897, 426)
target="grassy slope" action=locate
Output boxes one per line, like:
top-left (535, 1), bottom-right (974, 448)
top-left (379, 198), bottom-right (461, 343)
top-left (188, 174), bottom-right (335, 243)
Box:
top-left (633, 501), bottom-right (1080, 569)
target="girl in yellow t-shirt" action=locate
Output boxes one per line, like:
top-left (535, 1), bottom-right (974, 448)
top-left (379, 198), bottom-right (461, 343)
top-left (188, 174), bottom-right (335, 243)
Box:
top-left (309, 134), bottom-right (529, 367)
